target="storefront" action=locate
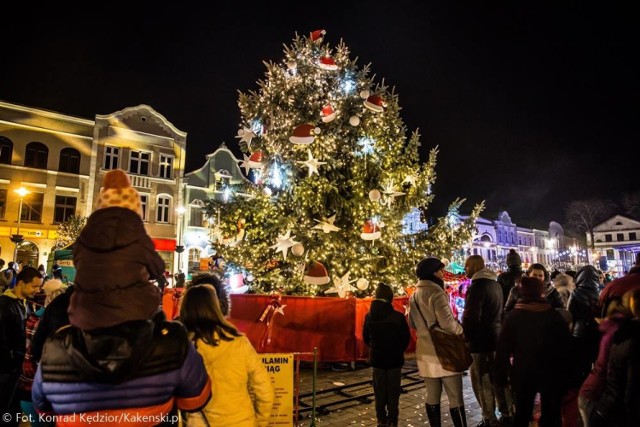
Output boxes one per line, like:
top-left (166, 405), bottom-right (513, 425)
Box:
top-left (0, 226), bottom-right (56, 268)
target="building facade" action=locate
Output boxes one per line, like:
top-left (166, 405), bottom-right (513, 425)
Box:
top-left (588, 214), bottom-right (640, 275)
top-left (0, 101), bottom-right (186, 273)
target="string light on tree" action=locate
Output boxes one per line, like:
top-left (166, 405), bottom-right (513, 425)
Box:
top-left (203, 30), bottom-right (483, 296)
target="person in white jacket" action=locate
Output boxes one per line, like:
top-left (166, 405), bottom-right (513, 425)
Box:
top-left (409, 257), bottom-right (467, 427)
top-left (180, 282), bottom-right (274, 426)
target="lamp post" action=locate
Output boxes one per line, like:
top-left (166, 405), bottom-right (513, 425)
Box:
top-left (175, 205), bottom-right (186, 275)
top-left (11, 187), bottom-right (30, 262)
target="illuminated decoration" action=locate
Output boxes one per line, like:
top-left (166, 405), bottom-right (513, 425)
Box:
top-left (269, 230), bottom-right (297, 260)
top-left (297, 149), bottom-right (326, 177)
top-left (266, 158), bottom-right (290, 190)
top-left (250, 120), bottom-right (264, 136)
top-left (313, 215), bottom-right (341, 234)
top-left (341, 76), bottom-right (356, 95)
top-left (221, 186), bottom-right (234, 203)
top-left (364, 94), bottom-right (385, 112)
top-left (357, 137), bottom-right (375, 157)
top-left (202, 31), bottom-right (483, 296)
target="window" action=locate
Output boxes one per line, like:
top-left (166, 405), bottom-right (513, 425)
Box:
top-left (606, 249), bottom-right (615, 260)
top-left (129, 151), bottom-right (150, 175)
top-left (104, 146), bottom-right (120, 170)
top-left (0, 136), bottom-right (12, 164)
top-left (21, 192), bottom-right (44, 223)
top-left (24, 142), bottom-right (48, 169)
top-left (159, 154), bottom-right (174, 179)
top-left (630, 232), bottom-right (637, 241)
top-left (189, 205), bottom-right (204, 227)
top-left (156, 195), bottom-right (171, 223)
top-left (0, 189), bottom-right (6, 219)
top-left (617, 233), bottom-right (624, 241)
top-left (140, 194), bottom-right (149, 221)
top-left (605, 234), bottom-right (612, 242)
top-left (59, 148), bottom-right (80, 174)
top-left (54, 196), bottom-right (77, 223)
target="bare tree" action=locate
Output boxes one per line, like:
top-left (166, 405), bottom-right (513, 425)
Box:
top-left (565, 199), bottom-right (616, 249)
top-left (621, 191), bottom-right (640, 220)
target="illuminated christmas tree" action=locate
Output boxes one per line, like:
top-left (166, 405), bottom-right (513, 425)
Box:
top-left (204, 30), bottom-right (483, 296)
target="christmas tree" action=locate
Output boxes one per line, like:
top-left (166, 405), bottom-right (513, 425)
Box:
top-left (204, 30), bottom-right (483, 296)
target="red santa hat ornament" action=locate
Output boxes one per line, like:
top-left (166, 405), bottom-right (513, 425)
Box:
top-left (303, 261), bottom-right (330, 285)
top-left (320, 104), bottom-right (336, 123)
top-left (360, 220), bottom-right (381, 241)
top-left (310, 29), bottom-right (326, 43)
top-left (364, 94), bottom-right (385, 113)
top-left (248, 151), bottom-right (263, 169)
top-left (318, 56), bottom-right (338, 71)
top-left (289, 123), bottom-right (321, 145)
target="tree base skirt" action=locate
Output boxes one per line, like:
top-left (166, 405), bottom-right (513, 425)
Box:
top-left (162, 289), bottom-right (417, 362)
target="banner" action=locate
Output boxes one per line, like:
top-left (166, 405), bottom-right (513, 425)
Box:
top-left (261, 353), bottom-right (294, 426)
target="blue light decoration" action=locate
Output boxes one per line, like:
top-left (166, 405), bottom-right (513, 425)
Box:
top-left (267, 158), bottom-right (290, 190)
top-left (402, 207), bottom-right (429, 235)
top-left (356, 137), bottom-right (376, 157)
top-left (251, 168), bottom-right (263, 184)
top-left (341, 74), bottom-right (356, 95)
top-left (222, 186), bottom-right (234, 203)
top-left (251, 119), bottom-right (263, 136)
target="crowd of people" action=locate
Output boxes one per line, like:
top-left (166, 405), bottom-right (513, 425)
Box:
top-left (1, 169), bottom-right (639, 427)
top-left (363, 249), bottom-right (640, 427)
top-left (0, 169), bottom-right (273, 427)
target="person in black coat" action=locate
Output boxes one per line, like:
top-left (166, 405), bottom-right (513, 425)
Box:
top-left (496, 276), bottom-right (571, 427)
top-left (497, 249), bottom-right (524, 305)
top-left (30, 284), bottom-right (74, 363)
top-left (363, 283), bottom-right (411, 427)
top-left (590, 287), bottom-right (640, 427)
top-left (463, 255), bottom-right (511, 426)
top-left (568, 265), bottom-right (601, 383)
top-left (504, 263), bottom-right (564, 312)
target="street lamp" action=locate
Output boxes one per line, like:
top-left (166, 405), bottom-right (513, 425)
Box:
top-left (11, 187), bottom-right (30, 262)
top-left (175, 205), bottom-right (186, 274)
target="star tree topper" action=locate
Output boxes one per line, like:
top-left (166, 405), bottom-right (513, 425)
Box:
top-left (296, 149), bottom-right (326, 177)
top-left (269, 230), bottom-right (297, 260)
top-left (313, 215), bottom-right (341, 234)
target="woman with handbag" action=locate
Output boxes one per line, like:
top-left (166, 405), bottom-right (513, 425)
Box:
top-left (409, 257), bottom-right (468, 427)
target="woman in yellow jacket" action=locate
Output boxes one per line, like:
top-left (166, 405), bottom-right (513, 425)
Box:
top-left (180, 283), bottom-right (274, 426)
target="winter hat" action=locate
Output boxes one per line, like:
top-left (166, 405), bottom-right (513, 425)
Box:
top-left (506, 249), bottom-right (522, 267)
top-left (363, 94), bottom-right (384, 112)
top-left (416, 257), bottom-right (445, 280)
top-left (375, 282), bottom-right (394, 303)
top-left (303, 261), bottom-right (330, 285)
top-left (318, 56), bottom-right (338, 71)
top-left (360, 220), bottom-right (381, 241)
top-left (519, 276), bottom-right (545, 298)
top-left (289, 124), bottom-right (321, 145)
top-left (320, 104), bottom-right (336, 123)
top-left (95, 169), bottom-right (143, 217)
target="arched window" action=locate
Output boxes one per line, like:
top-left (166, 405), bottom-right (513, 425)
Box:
top-left (59, 148), bottom-right (80, 173)
top-left (0, 136), bottom-right (13, 164)
top-left (25, 142), bottom-right (48, 169)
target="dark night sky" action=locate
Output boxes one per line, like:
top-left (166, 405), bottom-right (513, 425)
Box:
top-left (2, 3), bottom-right (638, 229)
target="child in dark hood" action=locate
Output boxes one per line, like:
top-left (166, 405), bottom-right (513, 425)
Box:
top-left (363, 283), bottom-right (411, 427)
top-left (68, 169), bottom-right (165, 330)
